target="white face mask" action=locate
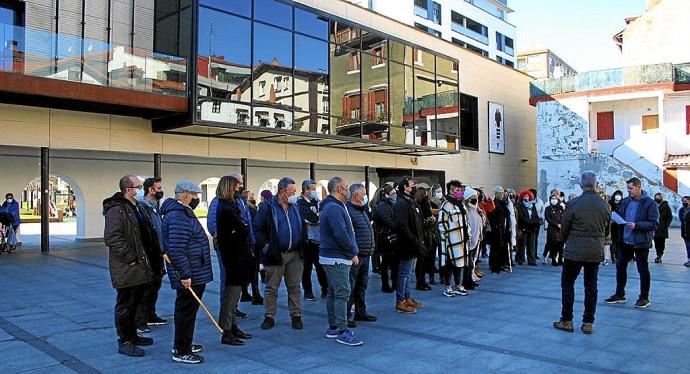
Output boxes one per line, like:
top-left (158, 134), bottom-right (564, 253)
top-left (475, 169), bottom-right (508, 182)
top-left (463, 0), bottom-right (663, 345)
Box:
top-left (287, 195), bottom-right (299, 205)
top-left (614, 195), bottom-right (622, 202)
top-left (550, 199), bottom-right (558, 205)
top-left (434, 192), bottom-right (443, 199)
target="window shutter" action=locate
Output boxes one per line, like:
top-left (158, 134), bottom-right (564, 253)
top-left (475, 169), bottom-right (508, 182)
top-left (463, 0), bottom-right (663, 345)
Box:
top-left (686, 105), bottom-right (690, 135)
top-left (596, 112), bottom-right (614, 140)
top-left (368, 91), bottom-right (375, 121)
top-left (343, 96), bottom-right (350, 118)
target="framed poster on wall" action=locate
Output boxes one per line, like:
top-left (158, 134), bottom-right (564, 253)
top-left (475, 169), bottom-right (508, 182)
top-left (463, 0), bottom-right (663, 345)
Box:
top-left (488, 102), bottom-right (505, 154)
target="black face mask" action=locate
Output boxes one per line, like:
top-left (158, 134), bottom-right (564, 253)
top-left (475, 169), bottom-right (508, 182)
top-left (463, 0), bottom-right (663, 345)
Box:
top-left (154, 191), bottom-right (164, 201)
top-left (238, 187), bottom-right (245, 195)
top-left (654, 198), bottom-right (662, 204)
top-left (189, 198), bottom-right (200, 210)
top-left (469, 198), bottom-right (478, 205)
top-left (683, 202), bottom-right (689, 208)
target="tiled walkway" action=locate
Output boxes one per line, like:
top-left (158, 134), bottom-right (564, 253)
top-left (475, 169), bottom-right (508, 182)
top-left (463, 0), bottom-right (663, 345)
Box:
top-left (1, 231), bottom-right (688, 373)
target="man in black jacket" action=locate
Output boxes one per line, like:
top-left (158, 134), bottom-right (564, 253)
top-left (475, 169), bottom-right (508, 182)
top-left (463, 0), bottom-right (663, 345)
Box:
top-left (103, 175), bottom-right (156, 357)
top-left (652, 193), bottom-right (673, 263)
top-left (346, 184), bottom-right (377, 326)
top-left (297, 179), bottom-right (328, 301)
top-left (394, 177), bottom-right (425, 314)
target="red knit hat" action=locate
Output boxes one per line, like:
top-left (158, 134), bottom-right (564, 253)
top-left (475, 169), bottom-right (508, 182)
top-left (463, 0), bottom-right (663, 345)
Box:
top-left (518, 189), bottom-right (534, 201)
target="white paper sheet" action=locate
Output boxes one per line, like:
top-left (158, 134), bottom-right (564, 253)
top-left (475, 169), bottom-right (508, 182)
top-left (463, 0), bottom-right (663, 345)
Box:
top-left (611, 212), bottom-right (628, 225)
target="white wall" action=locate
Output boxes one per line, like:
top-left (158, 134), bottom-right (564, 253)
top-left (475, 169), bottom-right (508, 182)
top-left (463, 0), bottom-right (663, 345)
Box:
top-left (589, 97), bottom-right (659, 156)
top-left (664, 96), bottom-right (690, 155)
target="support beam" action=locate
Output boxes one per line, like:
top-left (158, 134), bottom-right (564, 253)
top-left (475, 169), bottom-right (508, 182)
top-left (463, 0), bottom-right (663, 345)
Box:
top-left (154, 153), bottom-right (161, 179)
top-left (241, 158), bottom-right (248, 186)
top-left (364, 166), bottom-right (370, 197)
top-left (410, 169), bottom-right (415, 178)
top-left (309, 162), bottom-right (316, 181)
top-left (41, 147), bottom-right (49, 252)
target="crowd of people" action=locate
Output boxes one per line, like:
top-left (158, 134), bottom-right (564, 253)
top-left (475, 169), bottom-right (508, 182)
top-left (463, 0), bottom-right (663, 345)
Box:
top-left (101, 172), bottom-right (690, 363)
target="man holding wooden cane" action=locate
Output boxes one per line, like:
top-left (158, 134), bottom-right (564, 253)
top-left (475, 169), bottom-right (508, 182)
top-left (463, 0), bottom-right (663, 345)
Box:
top-left (161, 180), bottom-right (214, 364)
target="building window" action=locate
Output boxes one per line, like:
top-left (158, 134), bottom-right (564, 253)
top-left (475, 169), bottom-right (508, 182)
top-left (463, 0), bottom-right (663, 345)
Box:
top-left (343, 94), bottom-right (361, 120)
top-left (642, 114), bottom-right (659, 132)
top-left (414, 23), bottom-right (441, 38)
top-left (496, 32), bottom-right (514, 56)
top-left (348, 51), bottom-right (360, 72)
top-left (236, 109), bottom-right (249, 125)
top-left (517, 58), bottom-right (526, 70)
top-left (212, 100), bottom-right (221, 113)
top-left (431, 1), bottom-right (441, 25)
top-left (413, 48), bottom-right (423, 65)
top-left (322, 97), bottom-right (329, 114)
top-left (284, 77), bottom-right (289, 91)
top-left (452, 61), bottom-right (458, 73)
top-left (258, 81), bottom-right (266, 97)
top-left (596, 112), bottom-right (614, 140)
top-left (452, 38), bottom-right (489, 57)
top-left (372, 46), bottom-right (384, 66)
top-left (274, 77), bottom-right (283, 91)
top-left (450, 11), bottom-right (488, 45)
top-left (460, 93), bottom-right (479, 150)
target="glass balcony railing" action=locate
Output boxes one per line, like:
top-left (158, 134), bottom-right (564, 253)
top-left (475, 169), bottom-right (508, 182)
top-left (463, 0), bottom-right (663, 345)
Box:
top-left (414, 5), bottom-right (428, 18)
top-left (0, 23), bottom-right (187, 96)
top-left (450, 22), bottom-right (489, 45)
top-left (530, 63), bottom-right (688, 97)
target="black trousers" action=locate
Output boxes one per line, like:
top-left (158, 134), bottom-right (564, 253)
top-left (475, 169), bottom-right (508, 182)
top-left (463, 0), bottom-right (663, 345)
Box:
top-left (415, 251), bottom-right (430, 286)
top-left (442, 264), bottom-right (461, 286)
top-left (380, 253), bottom-right (399, 289)
top-left (135, 277), bottom-right (162, 326)
top-left (561, 259), bottom-right (599, 324)
top-left (615, 244), bottom-right (650, 299)
top-left (546, 239), bottom-right (564, 263)
top-left (115, 284), bottom-right (147, 342)
top-left (653, 237), bottom-right (666, 258)
top-left (489, 244), bottom-right (508, 272)
top-left (302, 240), bottom-right (328, 294)
top-left (174, 284), bottom-right (206, 355)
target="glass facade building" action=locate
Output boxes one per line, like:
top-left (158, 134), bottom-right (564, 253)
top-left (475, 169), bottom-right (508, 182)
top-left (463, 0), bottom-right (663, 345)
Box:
top-left (155, 0), bottom-right (464, 152)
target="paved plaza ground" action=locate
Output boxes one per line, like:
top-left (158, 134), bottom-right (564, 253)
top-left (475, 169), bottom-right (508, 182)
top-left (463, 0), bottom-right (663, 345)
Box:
top-left (1, 229), bottom-right (689, 373)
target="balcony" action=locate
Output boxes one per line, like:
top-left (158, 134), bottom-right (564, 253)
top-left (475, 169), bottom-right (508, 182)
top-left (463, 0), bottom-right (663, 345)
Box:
top-left (0, 23), bottom-right (188, 116)
top-left (450, 22), bottom-right (489, 45)
top-left (530, 62), bottom-right (690, 99)
top-left (414, 4), bottom-right (428, 18)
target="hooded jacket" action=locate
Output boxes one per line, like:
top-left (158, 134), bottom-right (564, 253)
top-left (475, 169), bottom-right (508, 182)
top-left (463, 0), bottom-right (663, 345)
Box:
top-left (346, 200), bottom-right (374, 256)
top-left (136, 196), bottom-right (165, 277)
top-left (319, 195), bottom-right (358, 260)
top-left (103, 192), bottom-right (154, 289)
top-left (394, 192), bottom-right (425, 260)
top-left (1, 199), bottom-right (20, 228)
top-left (160, 198), bottom-right (213, 289)
top-left (617, 191), bottom-right (659, 249)
top-left (654, 200), bottom-right (673, 239)
top-left (373, 197), bottom-right (397, 254)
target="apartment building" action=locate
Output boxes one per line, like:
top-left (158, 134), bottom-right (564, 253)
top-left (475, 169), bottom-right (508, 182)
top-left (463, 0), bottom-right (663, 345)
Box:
top-left (516, 49), bottom-right (577, 79)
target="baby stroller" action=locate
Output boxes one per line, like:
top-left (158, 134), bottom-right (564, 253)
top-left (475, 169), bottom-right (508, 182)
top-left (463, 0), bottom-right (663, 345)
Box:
top-left (0, 210), bottom-right (17, 254)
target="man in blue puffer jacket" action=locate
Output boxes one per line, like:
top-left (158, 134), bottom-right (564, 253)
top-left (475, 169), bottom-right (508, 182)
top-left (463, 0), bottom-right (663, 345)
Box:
top-left (161, 180), bottom-right (213, 365)
top-left (604, 177), bottom-right (659, 309)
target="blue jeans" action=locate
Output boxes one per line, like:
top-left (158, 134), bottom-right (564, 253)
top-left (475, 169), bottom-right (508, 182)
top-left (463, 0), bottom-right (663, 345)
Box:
top-left (348, 255), bottom-right (370, 318)
top-left (396, 259), bottom-right (413, 302)
top-left (323, 263), bottom-right (352, 332)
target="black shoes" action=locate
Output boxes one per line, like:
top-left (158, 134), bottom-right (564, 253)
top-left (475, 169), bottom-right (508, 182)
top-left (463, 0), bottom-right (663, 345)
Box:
top-left (118, 341), bottom-right (145, 357)
top-left (635, 298), bottom-right (651, 309)
top-left (654, 257), bottom-right (662, 264)
top-left (291, 316), bottom-right (304, 329)
top-left (251, 295), bottom-right (264, 305)
top-left (304, 292), bottom-right (317, 301)
top-left (354, 314), bottom-right (377, 322)
top-left (236, 310), bottom-right (247, 319)
top-left (133, 336), bottom-right (153, 346)
top-left (381, 285), bottom-right (394, 293)
top-left (172, 353), bottom-right (203, 364)
top-left (604, 294), bottom-right (626, 304)
top-left (221, 331), bottom-right (245, 346)
top-left (347, 319), bottom-right (357, 328)
top-left (232, 325), bottom-right (252, 339)
top-left (240, 293), bottom-right (253, 303)
top-left (136, 323), bottom-right (151, 334)
top-left (147, 315), bottom-right (168, 326)
top-left (415, 284), bottom-right (432, 291)
top-left (261, 317), bottom-right (275, 330)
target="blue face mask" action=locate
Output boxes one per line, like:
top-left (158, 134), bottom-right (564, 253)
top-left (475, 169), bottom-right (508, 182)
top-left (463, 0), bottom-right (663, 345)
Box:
top-left (389, 194), bottom-right (397, 203)
top-left (310, 190), bottom-right (319, 200)
top-left (362, 195), bottom-right (369, 206)
top-left (135, 187), bottom-right (145, 200)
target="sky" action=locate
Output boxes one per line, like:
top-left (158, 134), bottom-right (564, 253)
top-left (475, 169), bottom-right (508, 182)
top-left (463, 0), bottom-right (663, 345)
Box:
top-left (508, 0), bottom-right (647, 72)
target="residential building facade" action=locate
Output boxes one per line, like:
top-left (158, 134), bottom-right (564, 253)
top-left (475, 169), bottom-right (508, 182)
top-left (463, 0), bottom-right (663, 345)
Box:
top-left (516, 49), bottom-right (576, 79)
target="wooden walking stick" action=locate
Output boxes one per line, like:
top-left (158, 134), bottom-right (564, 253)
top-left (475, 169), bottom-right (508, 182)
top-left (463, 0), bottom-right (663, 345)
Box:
top-left (163, 254), bottom-right (224, 334)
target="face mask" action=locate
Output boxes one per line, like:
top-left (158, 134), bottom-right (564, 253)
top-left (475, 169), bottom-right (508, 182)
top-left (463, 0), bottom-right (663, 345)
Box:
top-left (362, 195), bottom-right (369, 206)
top-left (249, 199), bottom-right (256, 205)
top-left (469, 198), bottom-right (478, 205)
top-left (288, 195), bottom-right (299, 205)
top-left (389, 194), bottom-right (397, 203)
top-left (614, 195), bottom-right (622, 202)
top-left (434, 192), bottom-right (443, 199)
top-left (454, 191), bottom-right (463, 200)
top-left (6, 198), bottom-right (13, 203)
top-left (683, 202), bottom-right (689, 208)
top-left (550, 198), bottom-right (558, 205)
top-left (310, 190), bottom-right (319, 200)
top-left (189, 197), bottom-right (200, 210)
top-left (654, 198), bottom-right (662, 203)
top-left (135, 187), bottom-right (145, 200)
top-left (523, 198), bottom-right (530, 203)
top-left (154, 191), bottom-right (164, 201)
top-left (341, 186), bottom-right (351, 200)
top-left (509, 195), bottom-right (516, 201)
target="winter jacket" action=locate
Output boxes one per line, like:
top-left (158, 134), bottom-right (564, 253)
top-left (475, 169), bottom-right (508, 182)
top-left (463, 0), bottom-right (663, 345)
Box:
top-left (103, 192), bottom-right (155, 289)
top-left (608, 193), bottom-right (623, 243)
top-left (254, 196), bottom-right (303, 266)
top-left (161, 198), bottom-right (213, 289)
top-left (680, 206), bottom-right (690, 239)
top-left (561, 190), bottom-right (611, 262)
top-left (319, 195), bottom-right (358, 260)
top-left (297, 195), bottom-right (320, 244)
top-left (438, 196), bottom-right (470, 267)
top-left (207, 197), bottom-right (219, 238)
top-left (373, 197), bottom-right (397, 255)
top-left (516, 202), bottom-right (540, 232)
top-left (136, 197), bottom-right (166, 277)
top-left (346, 201), bottom-right (374, 257)
top-left (1, 199), bottom-right (20, 228)
top-left (544, 204), bottom-right (564, 243)
top-left (654, 200), bottom-right (673, 239)
top-left (488, 197), bottom-right (510, 249)
top-left (216, 198), bottom-right (254, 286)
top-left (617, 191), bottom-right (659, 249)
top-left (394, 193), bottom-right (425, 260)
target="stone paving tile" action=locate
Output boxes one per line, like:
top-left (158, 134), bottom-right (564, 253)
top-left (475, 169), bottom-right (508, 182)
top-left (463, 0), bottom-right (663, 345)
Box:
top-left (0, 231), bottom-right (688, 373)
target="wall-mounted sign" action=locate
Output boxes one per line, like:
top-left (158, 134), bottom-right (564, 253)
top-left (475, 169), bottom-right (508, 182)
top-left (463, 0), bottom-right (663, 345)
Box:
top-left (488, 102), bottom-right (505, 154)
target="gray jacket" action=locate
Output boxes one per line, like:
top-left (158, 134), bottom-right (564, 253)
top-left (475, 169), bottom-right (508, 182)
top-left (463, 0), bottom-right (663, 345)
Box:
top-left (561, 190), bottom-right (611, 262)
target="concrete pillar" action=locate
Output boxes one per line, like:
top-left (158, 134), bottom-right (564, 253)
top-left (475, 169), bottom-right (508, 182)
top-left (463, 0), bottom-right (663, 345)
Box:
top-left (41, 147), bottom-right (49, 252)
